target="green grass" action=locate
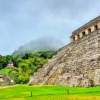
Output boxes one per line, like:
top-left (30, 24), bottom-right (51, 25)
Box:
top-left (0, 68), bottom-right (10, 75)
top-left (0, 85), bottom-right (100, 100)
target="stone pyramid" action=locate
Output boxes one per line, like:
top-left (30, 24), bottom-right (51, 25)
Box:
top-left (28, 16), bottom-right (100, 87)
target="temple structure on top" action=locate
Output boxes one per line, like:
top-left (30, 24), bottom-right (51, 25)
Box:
top-left (7, 60), bottom-right (15, 68)
top-left (70, 16), bottom-right (100, 42)
top-left (28, 15), bottom-right (100, 87)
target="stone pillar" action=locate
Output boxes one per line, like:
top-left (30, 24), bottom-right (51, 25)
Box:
top-left (79, 32), bottom-right (83, 38)
top-left (91, 26), bottom-right (95, 32)
top-left (85, 30), bottom-right (89, 35)
top-left (70, 37), bottom-right (74, 42)
top-left (97, 22), bottom-right (100, 29)
top-left (75, 35), bottom-right (78, 40)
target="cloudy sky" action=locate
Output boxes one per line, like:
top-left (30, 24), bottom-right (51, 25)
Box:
top-left (0, 0), bottom-right (100, 55)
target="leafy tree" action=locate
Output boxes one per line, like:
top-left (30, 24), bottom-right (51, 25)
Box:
top-left (1, 50), bottom-right (57, 84)
top-left (0, 55), bottom-right (8, 69)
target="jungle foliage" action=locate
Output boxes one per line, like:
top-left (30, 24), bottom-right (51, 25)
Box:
top-left (0, 51), bottom-right (57, 84)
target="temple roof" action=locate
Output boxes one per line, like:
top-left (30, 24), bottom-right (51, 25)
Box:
top-left (71, 16), bottom-right (100, 37)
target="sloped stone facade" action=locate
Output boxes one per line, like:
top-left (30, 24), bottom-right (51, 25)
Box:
top-left (0, 74), bottom-right (15, 85)
top-left (28, 16), bottom-right (100, 87)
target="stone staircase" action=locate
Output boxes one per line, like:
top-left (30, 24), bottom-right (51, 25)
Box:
top-left (28, 29), bottom-right (100, 87)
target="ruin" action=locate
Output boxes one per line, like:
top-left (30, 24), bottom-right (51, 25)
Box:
top-left (70, 16), bottom-right (100, 42)
top-left (7, 61), bottom-right (15, 68)
top-left (28, 16), bottom-right (100, 87)
top-left (0, 74), bottom-right (15, 85)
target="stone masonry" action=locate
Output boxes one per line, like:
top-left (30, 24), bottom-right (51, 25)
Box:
top-left (0, 74), bottom-right (15, 85)
top-left (28, 16), bottom-right (100, 87)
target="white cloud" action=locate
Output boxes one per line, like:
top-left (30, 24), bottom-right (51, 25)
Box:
top-left (0, 0), bottom-right (100, 55)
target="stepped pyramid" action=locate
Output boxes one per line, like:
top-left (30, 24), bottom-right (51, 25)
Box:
top-left (28, 16), bottom-right (100, 87)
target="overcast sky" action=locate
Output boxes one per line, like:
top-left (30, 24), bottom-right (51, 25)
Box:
top-left (0, 0), bottom-right (100, 55)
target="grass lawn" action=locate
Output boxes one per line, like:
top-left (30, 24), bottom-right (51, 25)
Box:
top-left (0, 85), bottom-right (100, 100)
top-left (0, 68), bottom-right (10, 75)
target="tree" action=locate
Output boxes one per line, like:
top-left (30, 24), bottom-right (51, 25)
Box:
top-left (4, 50), bottom-right (57, 84)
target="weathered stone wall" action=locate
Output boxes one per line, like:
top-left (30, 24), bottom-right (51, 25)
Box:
top-left (0, 74), bottom-right (15, 85)
top-left (28, 29), bottom-right (100, 87)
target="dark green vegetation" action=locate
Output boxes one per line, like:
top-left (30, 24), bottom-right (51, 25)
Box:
top-left (0, 55), bottom-right (12, 69)
top-left (0, 51), bottom-right (57, 84)
top-left (0, 85), bottom-right (100, 100)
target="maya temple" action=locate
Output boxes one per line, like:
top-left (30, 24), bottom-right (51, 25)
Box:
top-left (28, 16), bottom-right (100, 87)
top-left (70, 16), bottom-right (100, 42)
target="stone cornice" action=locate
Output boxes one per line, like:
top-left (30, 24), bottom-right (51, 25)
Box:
top-left (71, 16), bottom-right (100, 37)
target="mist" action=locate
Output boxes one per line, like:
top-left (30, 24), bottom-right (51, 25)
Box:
top-left (12, 36), bottom-right (66, 56)
top-left (0, 0), bottom-right (100, 55)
